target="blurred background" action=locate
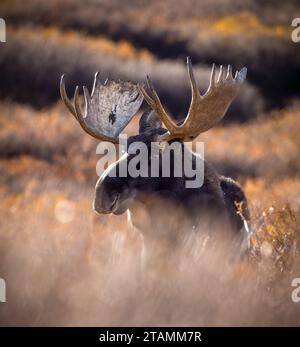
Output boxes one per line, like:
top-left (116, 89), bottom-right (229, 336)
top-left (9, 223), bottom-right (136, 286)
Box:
top-left (0, 0), bottom-right (300, 326)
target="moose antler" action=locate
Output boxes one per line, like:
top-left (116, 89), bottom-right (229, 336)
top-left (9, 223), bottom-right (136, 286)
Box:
top-left (140, 57), bottom-right (247, 141)
top-left (60, 73), bottom-right (143, 143)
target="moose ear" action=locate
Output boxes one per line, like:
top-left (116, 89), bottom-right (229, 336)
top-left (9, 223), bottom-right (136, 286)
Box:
top-left (139, 108), bottom-right (162, 134)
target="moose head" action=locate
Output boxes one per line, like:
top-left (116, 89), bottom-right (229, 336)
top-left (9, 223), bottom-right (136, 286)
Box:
top-left (60, 58), bottom-right (249, 238)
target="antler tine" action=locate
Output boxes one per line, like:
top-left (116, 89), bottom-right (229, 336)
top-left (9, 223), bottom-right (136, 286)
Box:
top-left (83, 85), bottom-right (91, 103)
top-left (187, 57), bottom-right (201, 100)
top-left (217, 65), bottom-right (226, 84)
top-left (139, 79), bottom-right (155, 109)
top-left (91, 71), bottom-right (101, 97)
top-left (60, 75), bottom-right (80, 122)
top-left (74, 86), bottom-right (84, 120)
top-left (185, 57), bottom-right (204, 128)
top-left (207, 63), bottom-right (216, 93)
top-left (140, 76), bottom-right (178, 133)
top-left (226, 65), bottom-right (233, 80)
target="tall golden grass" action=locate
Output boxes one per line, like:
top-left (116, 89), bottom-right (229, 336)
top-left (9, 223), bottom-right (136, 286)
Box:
top-left (0, 0), bottom-right (300, 327)
top-left (1, 0), bottom-right (299, 102)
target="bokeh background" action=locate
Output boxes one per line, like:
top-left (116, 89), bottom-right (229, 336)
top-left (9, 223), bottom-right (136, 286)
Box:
top-left (0, 0), bottom-right (300, 326)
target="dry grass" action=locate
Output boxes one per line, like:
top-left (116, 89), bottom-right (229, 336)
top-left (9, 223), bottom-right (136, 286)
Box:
top-left (0, 99), bottom-right (300, 326)
top-left (203, 102), bottom-right (300, 179)
top-left (1, 0), bottom-right (299, 103)
top-left (0, 0), bottom-right (300, 327)
top-left (0, 27), bottom-right (263, 120)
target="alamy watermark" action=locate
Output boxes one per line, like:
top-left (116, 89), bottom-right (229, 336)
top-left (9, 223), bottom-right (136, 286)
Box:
top-left (291, 18), bottom-right (300, 43)
top-left (0, 18), bottom-right (6, 43)
top-left (96, 135), bottom-right (205, 189)
top-left (291, 278), bottom-right (300, 303)
top-left (0, 277), bottom-right (6, 303)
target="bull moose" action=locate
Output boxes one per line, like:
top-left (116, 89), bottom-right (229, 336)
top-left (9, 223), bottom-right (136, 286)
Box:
top-left (60, 58), bottom-right (250, 257)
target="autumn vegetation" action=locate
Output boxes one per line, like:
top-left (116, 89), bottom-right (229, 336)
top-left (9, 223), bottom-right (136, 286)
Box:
top-left (0, 0), bottom-right (299, 326)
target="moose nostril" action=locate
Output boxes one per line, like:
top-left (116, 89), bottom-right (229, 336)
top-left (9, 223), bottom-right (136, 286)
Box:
top-left (93, 192), bottom-right (119, 214)
top-left (110, 193), bottom-right (119, 211)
